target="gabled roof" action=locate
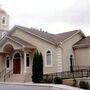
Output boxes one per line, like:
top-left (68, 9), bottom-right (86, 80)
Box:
top-left (73, 36), bottom-right (90, 48)
top-left (8, 36), bottom-right (35, 48)
top-left (53, 30), bottom-right (83, 44)
top-left (0, 35), bottom-right (36, 48)
top-left (7, 25), bottom-right (84, 45)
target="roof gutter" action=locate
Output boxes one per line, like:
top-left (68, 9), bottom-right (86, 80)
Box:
top-left (73, 43), bottom-right (90, 48)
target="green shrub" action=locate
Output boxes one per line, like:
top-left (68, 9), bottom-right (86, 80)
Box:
top-left (79, 80), bottom-right (89, 89)
top-left (54, 77), bottom-right (63, 84)
top-left (32, 51), bottom-right (43, 83)
top-left (42, 78), bottom-right (53, 83)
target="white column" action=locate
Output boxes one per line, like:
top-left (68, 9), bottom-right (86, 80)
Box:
top-left (24, 51), bottom-right (27, 73)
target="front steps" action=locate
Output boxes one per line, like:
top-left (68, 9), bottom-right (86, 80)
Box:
top-left (0, 74), bottom-right (32, 83)
top-left (0, 76), bottom-right (4, 82)
top-left (5, 74), bottom-right (25, 82)
top-left (24, 73), bottom-right (32, 82)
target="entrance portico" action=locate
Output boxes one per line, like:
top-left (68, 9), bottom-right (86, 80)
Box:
top-left (8, 49), bottom-right (35, 74)
top-left (1, 40), bottom-right (36, 74)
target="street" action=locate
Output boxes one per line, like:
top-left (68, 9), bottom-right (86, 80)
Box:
top-left (0, 84), bottom-right (51, 90)
top-left (0, 83), bottom-right (83, 90)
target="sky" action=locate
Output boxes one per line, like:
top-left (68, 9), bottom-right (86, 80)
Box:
top-left (0, 0), bottom-right (90, 36)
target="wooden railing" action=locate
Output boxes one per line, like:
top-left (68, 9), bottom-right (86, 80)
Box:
top-left (43, 66), bottom-right (90, 80)
top-left (4, 69), bottom-right (13, 82)
top-left (0, 68), bottom-right (6, 78)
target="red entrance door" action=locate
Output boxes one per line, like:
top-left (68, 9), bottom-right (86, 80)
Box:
top-left (13, 53), bottom-right (21, 74)
top-left (13, 58), bottom-right (21, 74)
top-left (13, 59), bottom-right (21, 74)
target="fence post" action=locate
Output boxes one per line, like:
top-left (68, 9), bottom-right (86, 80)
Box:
top-left (87, 69), bottom-right (89, 77)
top-left (4, 75), bottom-right (5, 82)
top-left (81, 70), bottom-right (83, 77)
top-left (89, 67), bottom-right (90, 77)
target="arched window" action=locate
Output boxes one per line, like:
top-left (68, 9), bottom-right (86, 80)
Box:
top-left (45, 49), bottom-right (52, 66)
top-left (2, 16), bottom-right (6, 25)
top-left (26, 53), bottom-right (30, 67)
top-left (14, 53), bottom-right (20, 59)
top-left (70, 54), bottom-right (73, 72)
top-left (6, 55), bottom-right (10, 68)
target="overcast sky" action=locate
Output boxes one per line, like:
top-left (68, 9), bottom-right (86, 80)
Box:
top-left (0, 0), bottom-right (90, 35)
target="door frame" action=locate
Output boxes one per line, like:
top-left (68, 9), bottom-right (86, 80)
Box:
top-left (13, 58), bottom-right (21, 74)
top-left (12, 51), bottom-right (22, 74)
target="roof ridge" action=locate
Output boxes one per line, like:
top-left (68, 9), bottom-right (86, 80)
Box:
top-left (15, 25), bottom-right (56, 45)
top-left (15, 25), bottom-right (80, 36)
top-left (55, 30), bottom-right (80, 35)
top-left (8, 25), bottom-right (84, 45)
top-left (16, 25), bottom-right (54, 35)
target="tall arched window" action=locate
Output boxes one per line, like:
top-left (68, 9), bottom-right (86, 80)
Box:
top-left (6, 55), bottom-right (10, 68)
top-left (26, 53), bottom-right (30, 67)
top-left (70, 54), bottom-right (73, 72)
top-left (45, 49), bottom-right (52, 66)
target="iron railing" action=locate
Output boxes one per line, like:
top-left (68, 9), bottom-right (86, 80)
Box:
top-left (0, 68), bottom-right (6, 78)
top-left (4, 69), bottom-right (13, 82)
top-left (43, 66), bottom-right (90, 80)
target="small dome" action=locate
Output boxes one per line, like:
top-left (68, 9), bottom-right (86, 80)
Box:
top-left (0, 8), bottom-right (6, 14)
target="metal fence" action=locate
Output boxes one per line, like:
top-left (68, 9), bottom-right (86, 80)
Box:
top-left (43, 66), bottom-right (90, 80)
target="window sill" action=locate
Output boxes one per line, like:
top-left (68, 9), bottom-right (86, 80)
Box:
top-left (6, 68), bottom-right (10, 70)
top-left (26, 66), bottom-right (30, 68)
top-left (45, 65), bottom-right (53, 67)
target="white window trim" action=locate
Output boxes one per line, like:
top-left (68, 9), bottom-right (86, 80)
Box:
top-left (45, 48), bottom-right (53, 67)
top-left (5, 55), bottom-right (10, 70)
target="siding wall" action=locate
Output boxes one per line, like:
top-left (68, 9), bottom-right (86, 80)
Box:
top-left (61, 33), bottom-right (82, 71)
top-left (75, 47), bottom-right (90, 66)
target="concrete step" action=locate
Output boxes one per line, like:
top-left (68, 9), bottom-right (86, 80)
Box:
top-left (24, 73), bottom-right (32, 82)
top-left (5, 74), bottom-right (25, 83)
top-left (0, 76), bottom-right (4, 82)
top-left (5, 73), bottom-right (32, 83)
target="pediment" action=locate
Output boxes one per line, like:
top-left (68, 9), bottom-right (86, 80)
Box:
top-left (0, 35), bottom-right (36, 53)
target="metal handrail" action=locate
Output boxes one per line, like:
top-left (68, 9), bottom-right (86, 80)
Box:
top-left (4, 69), bottom-right (13, 82)
top-left (43, 67), bottom-right (90, 80)
top-left (0, 68), bottom-right (6, 78)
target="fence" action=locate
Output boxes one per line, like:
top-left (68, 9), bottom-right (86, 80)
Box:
top-left (43, 66), bottom-right (90, 80)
